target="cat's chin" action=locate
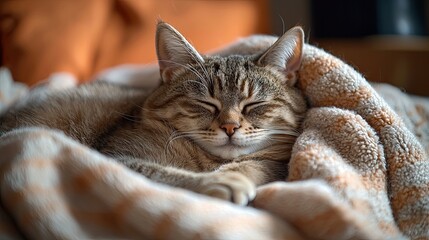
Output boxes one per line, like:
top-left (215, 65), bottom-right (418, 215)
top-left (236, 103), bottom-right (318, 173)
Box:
top-left (203, 144), bottom-right (263, 160)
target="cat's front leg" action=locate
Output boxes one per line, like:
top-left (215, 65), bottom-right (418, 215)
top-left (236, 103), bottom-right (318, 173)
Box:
top-left (197, 159), bottom-right (287, 205)
top-left (218, 159), bottom-right (287, 184)
top-left (116, 156), bottom-right (257, 205)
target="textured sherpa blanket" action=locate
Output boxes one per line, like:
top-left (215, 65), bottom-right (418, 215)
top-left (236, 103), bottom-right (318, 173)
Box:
top-left (1, 36), bottom-right (429, 240)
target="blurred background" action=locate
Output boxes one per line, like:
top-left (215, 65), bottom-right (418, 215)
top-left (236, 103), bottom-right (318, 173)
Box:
top-left (1, 0), bottom-right (428, 96)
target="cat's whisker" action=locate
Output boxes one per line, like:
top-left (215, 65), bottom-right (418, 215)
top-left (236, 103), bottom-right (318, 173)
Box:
top-left (130, 103), bottom-right (163, 114)
top-left (158, 58), bottom-right (213, 96)
top-left (158, 59), bottom-right (206, 82)
top-left (267, 129), bottom-right (300, 137)
top-left (267, 139), bottom-right (296, 145)
top-left (271, 127), bottom-right (301, 135)
top-left (269, 135), bottom-right (296, 139)
top-left (200, 65), bottom-right (211, 86)
top-left (165, 131), bottom-right (211, 147)
top-left (244, 128), bottom-right (299, 138)
top-left (164, 131), bottom-right (192, 156)
top-left (112, 110), bottom-right (142, 123)
top-left (159, 59), bottom-right (204, 80)
top-left (182, 45), bottom-right (211, 82)
top-left (268, 134), bottom-right (297, 139)
top-left (194, 59), bottom-right (211, 83)
top-left (266, 139), bottom-right (296, 146)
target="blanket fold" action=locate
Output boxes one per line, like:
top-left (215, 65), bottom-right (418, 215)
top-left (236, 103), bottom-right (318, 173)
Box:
top-left (0, 128), bottom-right (302, 239)
top-left (296, 45), bottom-right (428, 239)
top-left (0, 38), bottom-right (428, 239)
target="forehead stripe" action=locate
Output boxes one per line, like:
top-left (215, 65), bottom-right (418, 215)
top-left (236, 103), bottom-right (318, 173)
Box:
top-left (240, 80), bottom-right (248, 97)
top-left (235, 72), bottom-right (240, 85)
top-left (208, 80), bottom-right (215, 98)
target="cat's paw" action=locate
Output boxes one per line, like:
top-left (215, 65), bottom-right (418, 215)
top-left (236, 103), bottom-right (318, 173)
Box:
top-left (197, 172), bottom-right (256, 206)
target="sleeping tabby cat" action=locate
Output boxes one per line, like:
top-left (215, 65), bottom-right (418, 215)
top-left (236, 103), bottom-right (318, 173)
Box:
top-left (0, 22), bottom-right (307, 205)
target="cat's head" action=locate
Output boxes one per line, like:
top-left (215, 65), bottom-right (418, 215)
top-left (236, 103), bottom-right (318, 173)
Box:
top-left (147, 22), bottom-right (307, 160)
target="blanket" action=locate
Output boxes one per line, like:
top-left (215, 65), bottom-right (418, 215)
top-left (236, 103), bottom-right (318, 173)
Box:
top-left (1, 37), bottom-right (428, 239)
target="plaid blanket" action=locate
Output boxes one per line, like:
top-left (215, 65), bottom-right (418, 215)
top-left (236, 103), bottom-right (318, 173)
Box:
top-left (0, 37), bottom-right (428, 239)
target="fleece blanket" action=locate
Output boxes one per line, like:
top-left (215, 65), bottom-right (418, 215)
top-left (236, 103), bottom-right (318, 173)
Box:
top-left (0, 37), bottom-right (428, 239)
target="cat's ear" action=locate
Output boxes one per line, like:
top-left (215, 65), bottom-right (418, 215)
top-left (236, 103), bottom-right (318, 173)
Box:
top-left (257, 26), bottom-right (304, 86)
top-left (156, 21), bottom-right (204, 82)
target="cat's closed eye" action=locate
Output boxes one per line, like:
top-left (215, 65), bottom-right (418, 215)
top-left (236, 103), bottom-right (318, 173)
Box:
top-left (196, 100), bottom-right (220, 113)
top-left (242, 101), bottom-right (266, 114)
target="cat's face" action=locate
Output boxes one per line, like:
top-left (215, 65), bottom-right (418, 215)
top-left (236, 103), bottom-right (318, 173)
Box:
top-left (147, 22), bottom-right (307, 160)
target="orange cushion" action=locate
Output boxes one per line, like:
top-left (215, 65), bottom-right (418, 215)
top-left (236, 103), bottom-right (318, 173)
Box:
top-left (0, 0), bottom-right (270, 85)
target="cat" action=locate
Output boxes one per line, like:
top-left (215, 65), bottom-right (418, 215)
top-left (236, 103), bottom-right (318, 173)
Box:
top-left (0, 22), bottom-right (307, 205)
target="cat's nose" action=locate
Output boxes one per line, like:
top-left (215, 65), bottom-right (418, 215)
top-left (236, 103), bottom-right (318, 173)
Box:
top-left (220, 123), bottom-right (240, 137)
